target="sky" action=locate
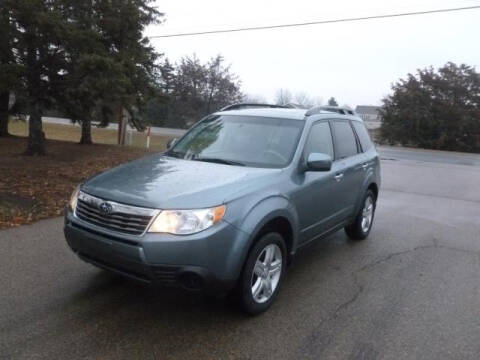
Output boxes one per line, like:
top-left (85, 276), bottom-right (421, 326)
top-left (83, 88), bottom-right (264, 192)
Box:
top-left (146, 0), bottom-right (480, 107)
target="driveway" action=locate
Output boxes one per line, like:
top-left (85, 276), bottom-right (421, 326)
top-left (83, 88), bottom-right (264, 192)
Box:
top-left (1, 147), bottom-right (480, 359)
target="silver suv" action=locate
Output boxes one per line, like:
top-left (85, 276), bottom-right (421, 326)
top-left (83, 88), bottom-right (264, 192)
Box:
top-left (64, 107), bottom-right (381, 314)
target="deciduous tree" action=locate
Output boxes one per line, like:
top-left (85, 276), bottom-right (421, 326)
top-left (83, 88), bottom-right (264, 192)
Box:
top-left (146, 55), bottom-right (243, 128)
top-left (293, 92), bottom-right (323, 109)
top-left (242, 94), bottom-right (267, 104)
top-left (274, 88), bottom-right (292, 106)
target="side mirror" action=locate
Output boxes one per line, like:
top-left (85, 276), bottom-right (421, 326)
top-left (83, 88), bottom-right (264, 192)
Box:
top-left (306, 153), bottom-right (332, 172)
top-left (167, 138), bottom-right (178, 149)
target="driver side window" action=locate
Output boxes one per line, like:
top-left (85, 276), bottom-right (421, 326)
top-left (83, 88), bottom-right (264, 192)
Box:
top-left (303, 121), bottom-right (334, 159)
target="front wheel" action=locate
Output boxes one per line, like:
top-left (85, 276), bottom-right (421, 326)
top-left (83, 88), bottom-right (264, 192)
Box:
top-left (345, 190), bottom-right (376, 240)
top-left (237, 232), bottom-right (287, 315)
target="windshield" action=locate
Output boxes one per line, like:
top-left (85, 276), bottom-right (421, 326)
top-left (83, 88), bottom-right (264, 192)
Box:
top-left (167, 115), bottom-right (304, 168)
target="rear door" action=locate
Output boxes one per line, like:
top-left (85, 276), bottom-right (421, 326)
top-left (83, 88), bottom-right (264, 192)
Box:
top-left (330, 120), bottom-right (365, 221)
top-left (352, 120), bottom-right (376, 161)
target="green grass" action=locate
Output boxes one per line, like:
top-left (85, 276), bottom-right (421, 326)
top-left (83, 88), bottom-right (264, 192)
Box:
top-left (8, 119), bottom-right (171, 151)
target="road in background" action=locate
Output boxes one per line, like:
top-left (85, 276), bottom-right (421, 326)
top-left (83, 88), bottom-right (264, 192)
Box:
top-left (379, 145), bottom-right (480, 166)
top-left (1, 148), bottom-right (480, 359)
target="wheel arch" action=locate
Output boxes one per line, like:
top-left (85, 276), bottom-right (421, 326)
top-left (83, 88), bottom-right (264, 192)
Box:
top-left (238, 196), bottom-right (299, 268)
top-left (367, 182), bottom-right (379, 201)
top-left (253, 216), bottom-right (295, 264)
top-left (353, 171), bottom-right (379, 216)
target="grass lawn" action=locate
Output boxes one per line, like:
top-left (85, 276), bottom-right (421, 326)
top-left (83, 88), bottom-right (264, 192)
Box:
top-left (8, 119), bottom-right (170, 151)
top-left (1, 124), bottom-right (172, 229)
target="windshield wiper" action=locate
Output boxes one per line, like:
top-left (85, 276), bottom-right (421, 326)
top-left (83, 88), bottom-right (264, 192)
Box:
top-left (193, 157), bottom-right (245, 166)
top-left (165, 150), bottom-right (185, 158)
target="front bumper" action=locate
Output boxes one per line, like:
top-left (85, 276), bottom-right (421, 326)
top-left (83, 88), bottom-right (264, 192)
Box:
top-left (64, 209), bottom-right (249, 293)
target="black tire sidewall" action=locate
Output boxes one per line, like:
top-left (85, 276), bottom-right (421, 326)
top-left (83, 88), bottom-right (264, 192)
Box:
top-left (357, 190), bottom-right (376, 237)
top-left (240, 232), bottom-right (287, 315)
top-left (346, 189), bottom-right (376, 240)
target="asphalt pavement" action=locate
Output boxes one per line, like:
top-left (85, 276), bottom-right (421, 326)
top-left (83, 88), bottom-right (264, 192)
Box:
top-left (1, 147), bottom-right (480, 359)
top-left (379, 145), bottom-right (480, 167)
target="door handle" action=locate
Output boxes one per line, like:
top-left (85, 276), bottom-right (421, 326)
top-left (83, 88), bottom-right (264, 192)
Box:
top-left (334, 173), bottom-right (344, 182)
top-left (362, 163), bottom-right (369, 170)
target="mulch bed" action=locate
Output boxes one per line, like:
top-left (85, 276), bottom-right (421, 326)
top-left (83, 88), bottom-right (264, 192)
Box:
top-left (0, 136), bottom-right (151, 229)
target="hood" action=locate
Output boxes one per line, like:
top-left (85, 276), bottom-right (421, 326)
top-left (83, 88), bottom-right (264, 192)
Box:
top-left (82, 154), bottom-right (281, 209)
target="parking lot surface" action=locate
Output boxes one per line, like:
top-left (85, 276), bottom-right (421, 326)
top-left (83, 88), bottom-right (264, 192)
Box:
top-left (1, 147), bottom-right (479, 359)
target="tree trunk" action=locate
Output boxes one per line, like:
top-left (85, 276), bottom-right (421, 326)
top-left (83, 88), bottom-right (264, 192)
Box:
top-left (25, 37), bottom-right (46, 155)
top-left (79, 120), bottom-right (92, 144)
top-left (0, 91), bottom-right (9, 137)
top-left (206, 89), bottom-right (214, 115)
top-left (26, 105), bottom-right (46, 155)
top-left (117, 107), bottom-right (127, 145)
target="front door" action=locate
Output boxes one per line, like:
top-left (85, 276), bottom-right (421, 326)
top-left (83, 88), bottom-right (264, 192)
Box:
top-left (293, 121), bottom-right (339, 244)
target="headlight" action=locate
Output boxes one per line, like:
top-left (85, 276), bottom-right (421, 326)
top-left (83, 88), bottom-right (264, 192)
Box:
top-left (69, 185), bottom-right (80, 211)
top-left (148, 205), bottom-right (226, 235)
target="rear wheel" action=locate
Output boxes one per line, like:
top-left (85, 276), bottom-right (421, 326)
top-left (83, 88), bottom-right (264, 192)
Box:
top-left (237, 232), bottom-right (286, 315)
top-left (345, 190), bottom-right (376, 240)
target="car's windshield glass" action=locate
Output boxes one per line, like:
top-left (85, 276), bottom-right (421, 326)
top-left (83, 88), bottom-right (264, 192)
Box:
top-left (167, 115), bottom-right (304, 168)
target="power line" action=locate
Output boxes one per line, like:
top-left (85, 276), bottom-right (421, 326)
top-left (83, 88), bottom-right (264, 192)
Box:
top-left (149, 5), bottom-right (480, 39)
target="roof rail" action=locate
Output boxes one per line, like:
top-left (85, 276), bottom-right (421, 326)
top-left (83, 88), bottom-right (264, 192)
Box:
top-left (306, 106), bottom-right (356, 116)
top-left (220, 103), bottom-right (294, 111)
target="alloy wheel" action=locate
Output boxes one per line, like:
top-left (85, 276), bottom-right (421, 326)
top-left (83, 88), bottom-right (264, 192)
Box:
top-left (250, 244), bottom-right (282, 303)
top-left (361, 196), bottom-right (374, 233)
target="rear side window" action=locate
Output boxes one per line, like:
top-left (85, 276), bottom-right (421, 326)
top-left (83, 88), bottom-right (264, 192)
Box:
top-left (352, 122), bottom-right (373, 151)
top-left (331, 121), bottom-right (358, 159)
top-left (304, 121), bottom-right (334, 158)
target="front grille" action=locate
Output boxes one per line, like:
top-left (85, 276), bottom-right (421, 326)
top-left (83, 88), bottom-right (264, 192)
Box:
top-left (71, 222), bottom-right (139, 246)
top-left (79, 253), bottom-right (150, 282)
top-left (75, 192), bottom-right (158, 235)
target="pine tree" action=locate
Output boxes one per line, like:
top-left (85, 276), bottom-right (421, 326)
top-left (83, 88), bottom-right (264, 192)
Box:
top-left (95, 0), bottom-right (162, 139)
top-left (380, 63), bottom-right (480, 152)
top-left (59, 0), bottom-right (114, 144)
top-left (328, 97), bottom-right (338, 106)
top-left (3, 0), bottom-right (162, 150)
top-left (59, 0), bottom-right (162, 144)
top-left (7, 0), bottom-right (68, 155)
top-left (0, 3), bottom-right (22, 137)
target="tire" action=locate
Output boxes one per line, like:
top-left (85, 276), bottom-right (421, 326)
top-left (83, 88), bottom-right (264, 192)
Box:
top-left (345, 189), bottom-right (376, 240)
top-left (236, 232), bottom-right (287, 315)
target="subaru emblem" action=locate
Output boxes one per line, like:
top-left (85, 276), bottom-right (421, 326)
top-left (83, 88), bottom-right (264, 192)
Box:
top-left (99, 202), bottom-right (113, 215)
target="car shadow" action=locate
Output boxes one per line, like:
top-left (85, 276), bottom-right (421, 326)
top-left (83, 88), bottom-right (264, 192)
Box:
top-left (74, 229), bottom-right (360, 314)
top-left (54, 230), bottom-right (368, 358)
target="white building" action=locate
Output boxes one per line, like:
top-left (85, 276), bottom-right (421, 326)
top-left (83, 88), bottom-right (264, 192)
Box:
top-left (355, 105), bottom-right (382, 129)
